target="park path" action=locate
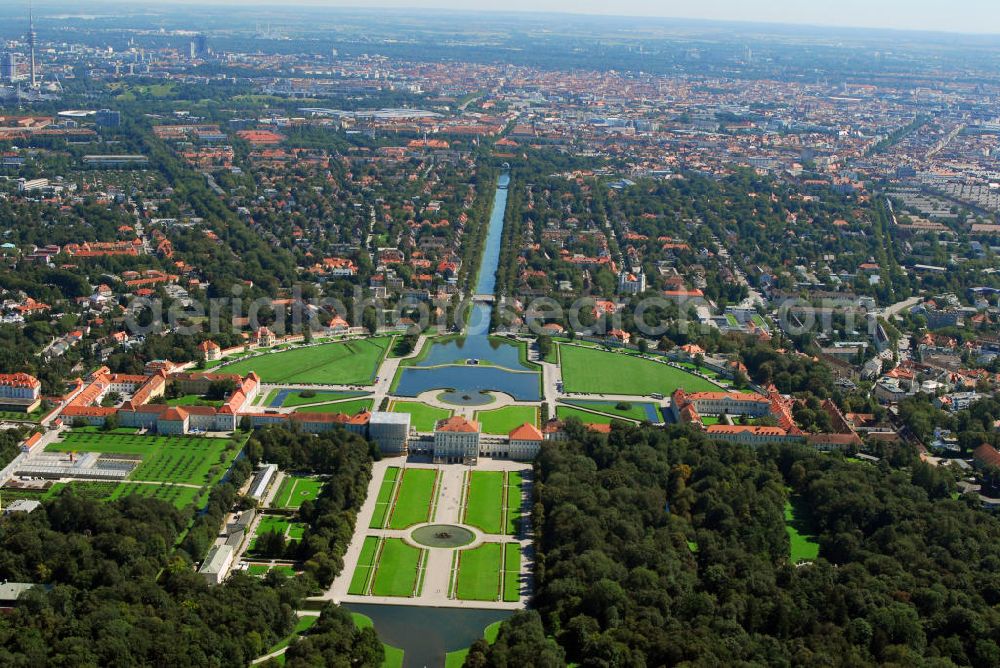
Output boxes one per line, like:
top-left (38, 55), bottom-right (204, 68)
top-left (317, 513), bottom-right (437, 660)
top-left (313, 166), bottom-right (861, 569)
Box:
top-left (251, 611), bottom-right (320, 665)
top-left (370, 334), bottom-right (428, 410)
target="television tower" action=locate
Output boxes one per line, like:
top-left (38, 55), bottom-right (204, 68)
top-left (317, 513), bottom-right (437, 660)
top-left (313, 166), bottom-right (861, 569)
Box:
top-left (27, 1), bottom-right (37, 89)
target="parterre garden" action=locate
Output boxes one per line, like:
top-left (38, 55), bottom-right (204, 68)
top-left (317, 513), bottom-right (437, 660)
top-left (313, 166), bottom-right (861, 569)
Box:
top-left (385, 468), bottom-right (439, 529)
top-left (453, 542), bottom-right (502, 600)
top-left (347, 465), bottom-right (528, 605)
top-left (272, 475), bottom-right (325, 509)
top-left (47, 431), bottom-right (238, 487)
top-left (450, 541), bottom-right (522, 602)
top-left (245, 564), bottom-right (296, 578)
top-left (462, 470), bottom-right (522, 536)
top-left (248, 515), bottom-right (308, 554)
top-left (369, 466), bottom-right (400, 529)
top-left (502, 542), bottom-right (521, 602)
top-left (31, 431), bottom-right (245, 510)
top-left (351, 466), bottom-right (442, 599)
top-left (0, 480), bottom-right (201, 510)
top-left (350, 536), bottom-right (427, 598)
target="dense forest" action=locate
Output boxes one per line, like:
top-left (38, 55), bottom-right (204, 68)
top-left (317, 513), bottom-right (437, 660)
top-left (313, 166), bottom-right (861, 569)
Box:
top-left (0, 426), bottom-right (376, 667)
top-left (473, 422), bottom-right (1000, 667)
top-left (0, 492), bottom-right (302, 666)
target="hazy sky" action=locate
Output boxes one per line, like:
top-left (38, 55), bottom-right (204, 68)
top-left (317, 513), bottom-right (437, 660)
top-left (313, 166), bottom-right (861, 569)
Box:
top-left (145, 0), bottom-right (1000, 35)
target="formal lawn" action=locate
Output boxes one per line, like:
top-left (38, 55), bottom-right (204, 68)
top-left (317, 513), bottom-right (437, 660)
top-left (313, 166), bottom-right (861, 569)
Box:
top-left (785, 498), bottom-right (820, 563)
top-left (272, 475), bottom-right (324, 509)
top-left (474, 405), bottom-right (538, 435)
top-left (369, 467), bottom-right (400, 529)
top-left (503, 543), bottom-right (521, 602)
top-left (386, 468), bottom-right (438, 529)
top-left (348, 536), bottom-right (381, 595)
top-left (216, 337), bottom-right (390, 385)
top-left (47, 432), bottom-right (239, 487)
top-left (351, 613), bottom-right (405, 668)
top-left (293, 398), bottom-right (373, 415)
top-left (559, 345), bottom-right (720, 395)
top-left (555, 406), bottom-right (620, 425)
top-left (245, 564), bottom-right (296, 577)
top-left (464, 470), bottom-right (504, 535)
top-left (455, 542), bottom-right (502, 601)
top-left (370, 538), bottom-right (424, 597)
top-left (255, 515), bottom-right (290, 536)
top-left (561, 399), bottom-right (660, 422)
top-left (389, 400), bottom-right (451, 432)
top-left (249, 515), bottom-right (292, 553)
top-left (164, 394), bottom-right (224, 407)
top-left (505, 471), bottom-right (523, 536)
top-left (277, 390), bottom-right (366, 408)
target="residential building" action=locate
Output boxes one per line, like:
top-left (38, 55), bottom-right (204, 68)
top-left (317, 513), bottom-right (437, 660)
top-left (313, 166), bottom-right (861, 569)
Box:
top-left (926, 308), bottom-right (963, 330)
top-left (197, 340), bottom-right (221, 362)
top-left (617, 268), bottom-right (646, 294)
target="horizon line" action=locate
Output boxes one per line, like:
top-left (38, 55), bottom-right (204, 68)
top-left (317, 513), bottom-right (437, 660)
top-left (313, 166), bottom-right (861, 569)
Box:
top-left (34, 1), bottom-right (1000, 40)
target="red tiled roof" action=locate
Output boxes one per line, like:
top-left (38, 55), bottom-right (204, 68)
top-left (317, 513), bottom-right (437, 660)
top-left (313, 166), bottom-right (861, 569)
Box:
top-left (160, 407), bottom-right (189, 422)
top-left (974, 444), bottom-right (1000, 468)
top-left (0, 373), bottom-right (41, 389)
top-left (707, 425), bottom-right (788, 436)
top-left (509, 423), bottom-right (543, 441)
top-left (436, 416), bottom-right (479, 433)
